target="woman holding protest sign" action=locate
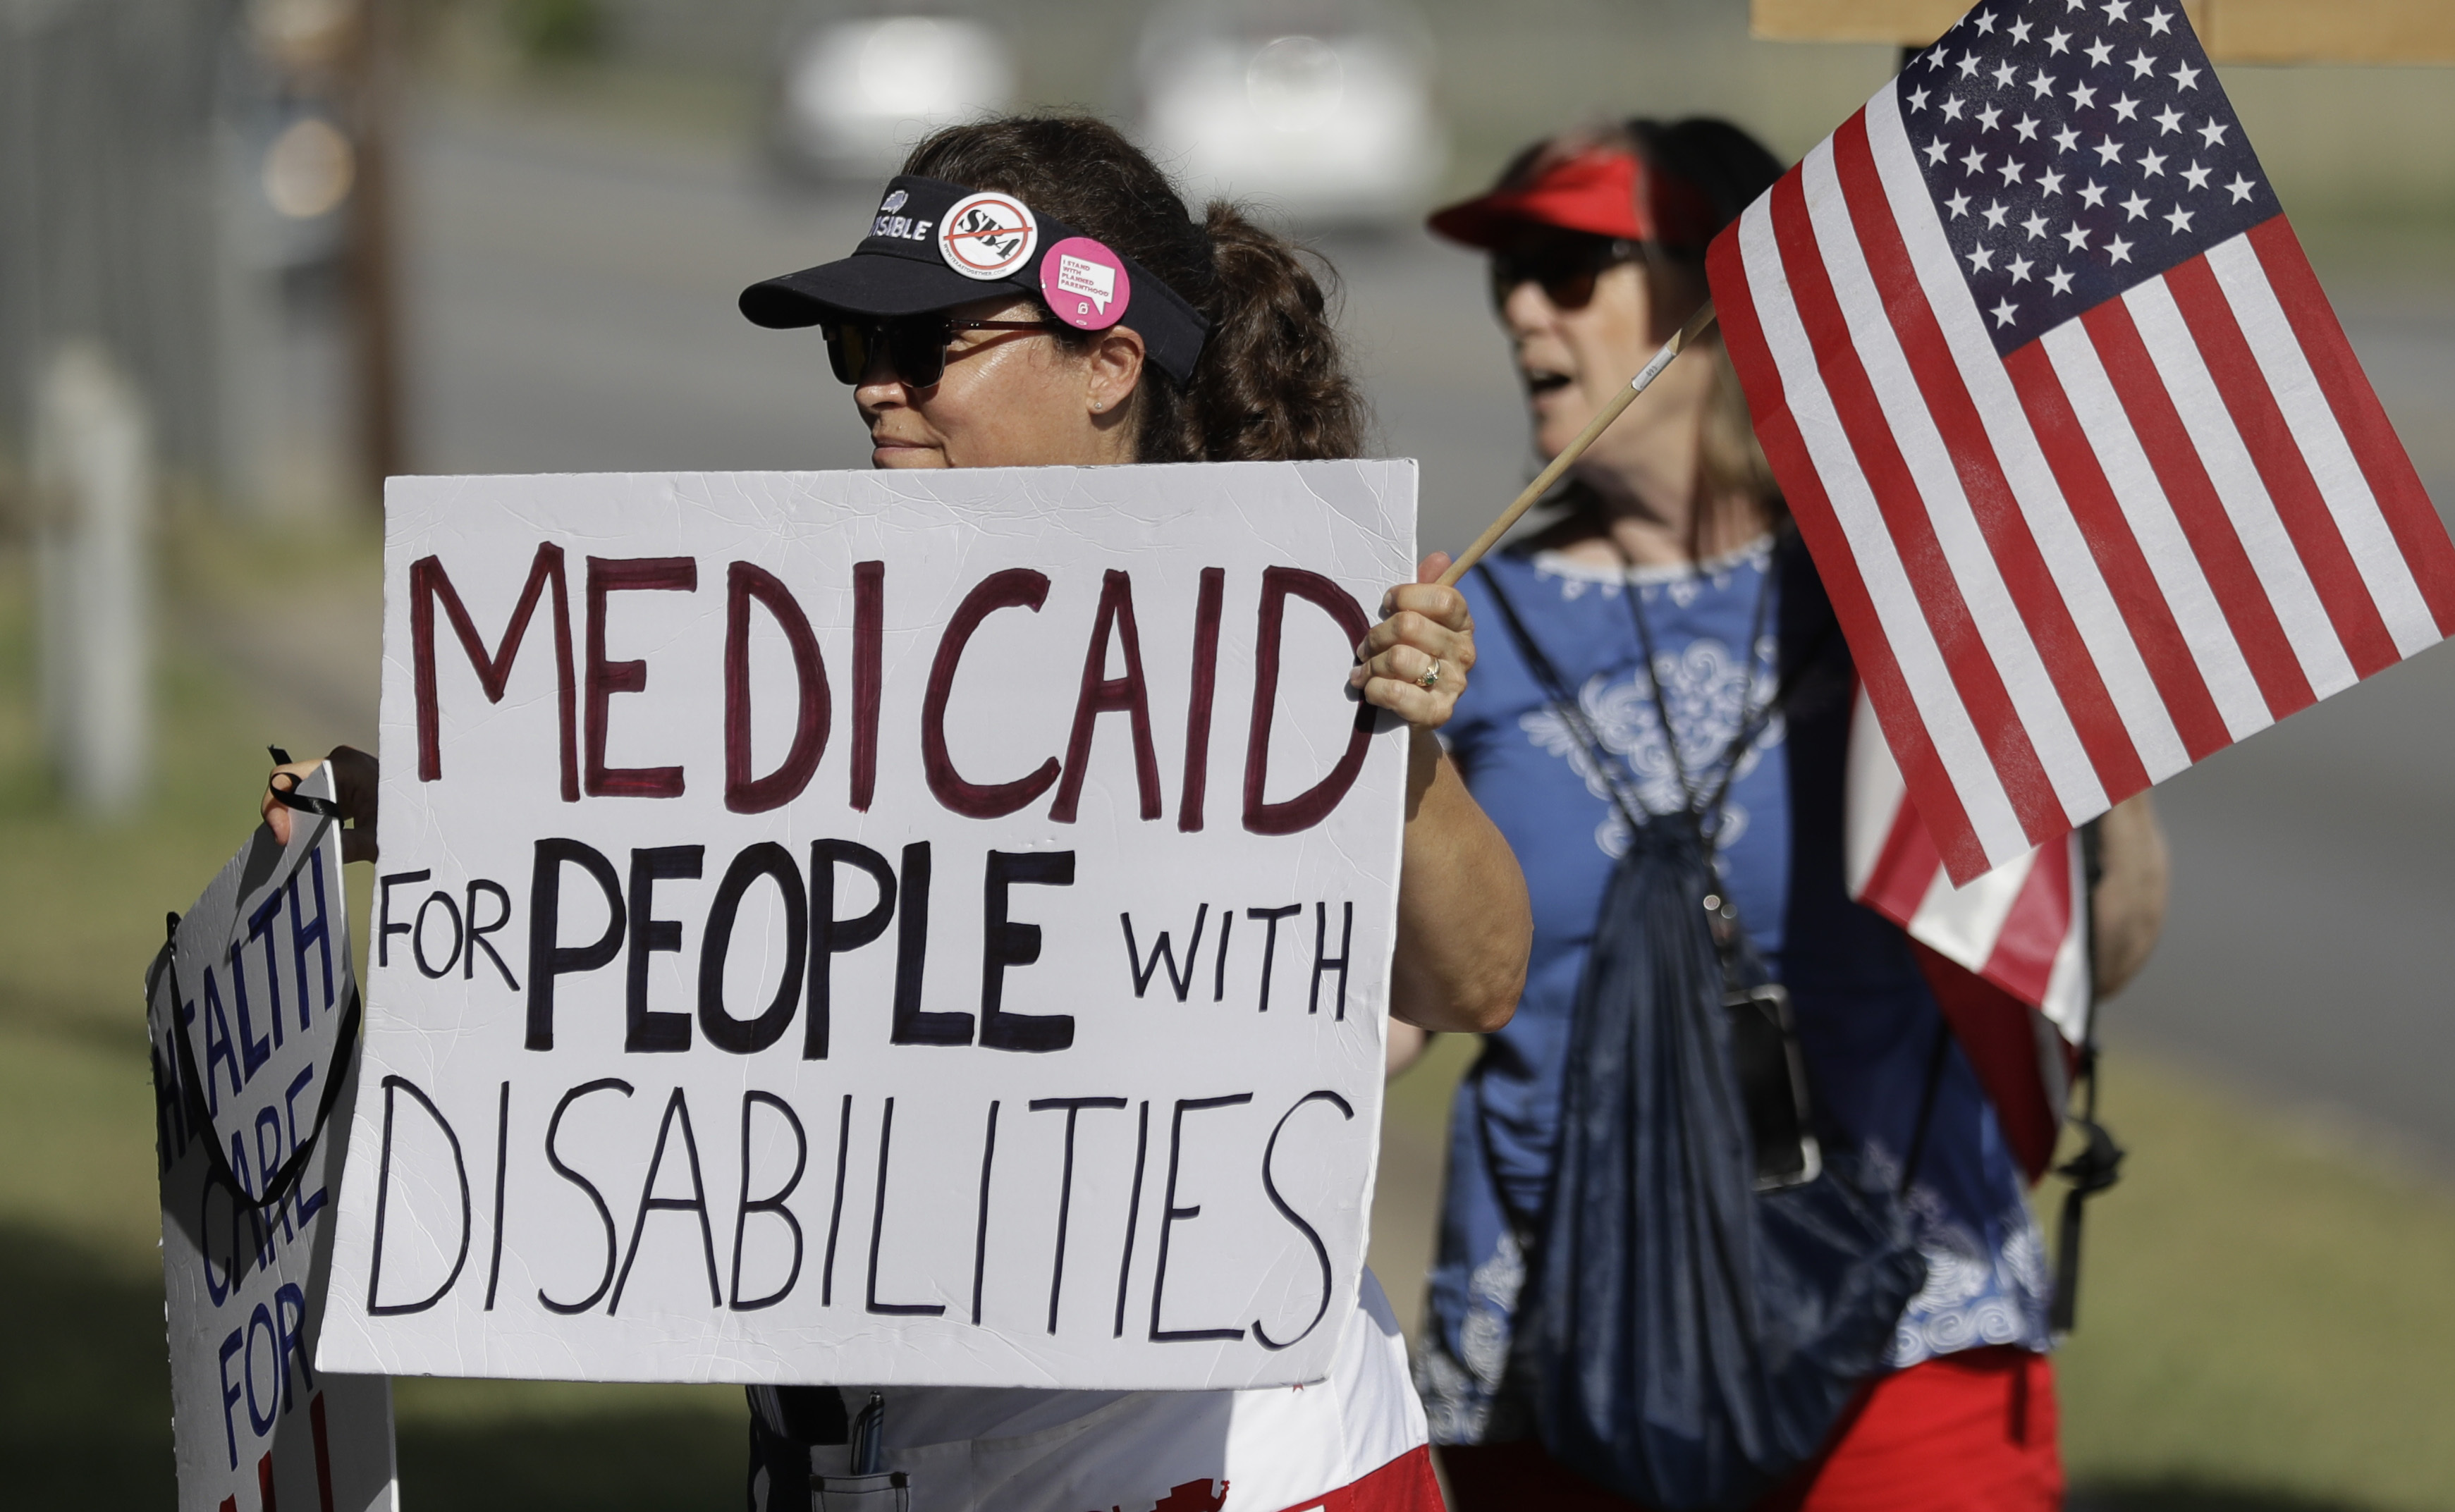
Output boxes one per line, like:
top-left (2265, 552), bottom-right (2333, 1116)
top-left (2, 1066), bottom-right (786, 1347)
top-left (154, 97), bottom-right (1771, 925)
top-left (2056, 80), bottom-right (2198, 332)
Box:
top-left (1402, 118), bottom-right (2169, 1511)
top-left (268, 114), bottom-right (1526, 1512)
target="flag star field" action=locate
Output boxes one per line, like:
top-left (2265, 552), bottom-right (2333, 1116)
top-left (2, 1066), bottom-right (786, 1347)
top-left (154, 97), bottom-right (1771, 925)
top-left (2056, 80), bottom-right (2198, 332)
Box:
top-left (1902, 0), bottom-right (2274, 355)
top-left (1706, 0), bottom-right (2454, 882)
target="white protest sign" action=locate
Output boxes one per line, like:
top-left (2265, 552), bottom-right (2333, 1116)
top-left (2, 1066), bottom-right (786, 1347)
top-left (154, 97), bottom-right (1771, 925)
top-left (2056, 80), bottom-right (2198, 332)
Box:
top-left (149, 766), bottom-right (397, 1511)
top-left (319, 460), bottom-right (1416, 1392)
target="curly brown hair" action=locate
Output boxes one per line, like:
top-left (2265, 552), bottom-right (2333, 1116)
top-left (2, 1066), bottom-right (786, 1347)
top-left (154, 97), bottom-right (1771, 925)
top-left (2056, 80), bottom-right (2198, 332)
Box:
top-left (903, 116), bottom-right (1367, 465)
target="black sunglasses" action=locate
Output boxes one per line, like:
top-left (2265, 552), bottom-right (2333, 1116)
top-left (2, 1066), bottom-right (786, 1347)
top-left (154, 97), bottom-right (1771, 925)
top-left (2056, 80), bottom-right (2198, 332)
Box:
top-left (821, 314), bottom-right (1063, 388)
top-left (1488, 236), bottom-right (1640, 311)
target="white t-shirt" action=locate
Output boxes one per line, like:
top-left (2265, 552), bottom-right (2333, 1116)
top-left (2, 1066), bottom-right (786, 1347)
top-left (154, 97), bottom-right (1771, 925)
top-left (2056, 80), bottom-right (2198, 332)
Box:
top-left (751, 1267), bottom-right (1431, 1512)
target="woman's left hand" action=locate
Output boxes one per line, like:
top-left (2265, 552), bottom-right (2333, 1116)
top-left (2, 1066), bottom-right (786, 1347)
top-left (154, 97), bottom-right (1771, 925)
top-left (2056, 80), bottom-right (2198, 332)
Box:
top-left (1350, 552), bottom-right (1474, 730)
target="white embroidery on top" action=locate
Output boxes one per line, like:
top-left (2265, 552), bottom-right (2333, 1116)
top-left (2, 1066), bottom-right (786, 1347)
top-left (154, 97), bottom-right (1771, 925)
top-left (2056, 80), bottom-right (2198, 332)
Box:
top-left (1517, 634), bottom-right (1784, 857)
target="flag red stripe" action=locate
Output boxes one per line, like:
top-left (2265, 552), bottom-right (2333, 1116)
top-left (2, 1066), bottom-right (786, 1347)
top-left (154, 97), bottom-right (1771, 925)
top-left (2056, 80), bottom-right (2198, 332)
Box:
top-left (2164, 256), bottom-right (2402, 679)
top-left (1863, 797), bottom-right (1944, 926)
top-left (1980, 834), bottom-right (2072, 1004)
top-left (2081, 298), bottom-right (2318, 720)
top-left (1711, 228), bottom-right (1990, 878)
top-left (1293, 1442), bottom-right (1445, 1512)
top-left (2247, 217), bottom-right (2455, 637)
top-left (1769, 171), bottom-right (2066, 846)
top-left (2002, 344), bottom-right (2234, 761)
top-left (311, 1390), bottom-right (337, 1512)
top-left (1833, 117), bottom-right (2151, 806)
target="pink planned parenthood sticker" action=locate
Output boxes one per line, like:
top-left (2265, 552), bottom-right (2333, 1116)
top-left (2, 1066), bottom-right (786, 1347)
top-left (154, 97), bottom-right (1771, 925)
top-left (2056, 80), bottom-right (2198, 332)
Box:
top-left (1039, 237), bottom-right (1132, 331)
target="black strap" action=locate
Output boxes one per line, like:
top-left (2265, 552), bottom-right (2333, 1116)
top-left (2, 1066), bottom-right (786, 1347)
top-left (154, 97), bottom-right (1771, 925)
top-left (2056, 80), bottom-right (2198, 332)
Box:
top-left (1616, 550), bottom-right (1774, 842)
top-left (2049, 819), bottom-right (2124, 1332)
top-left (2049, 1045), bottom-right (2124, 1332)
top-left (1478, 549), bottom-right (1837, 990)
top-left (1479, 546), bottom-right (1842, 997)
top-left (164, 852), bottom-right (365, 1213)
top-left (268, 747), bottom-right (344, 821)
top-left (269, 785), bottom-right (343, 821)
top-left (1477, 565), bottom-right (1653, 840)
top-left (1476, 549), bottom-right (1839, 857)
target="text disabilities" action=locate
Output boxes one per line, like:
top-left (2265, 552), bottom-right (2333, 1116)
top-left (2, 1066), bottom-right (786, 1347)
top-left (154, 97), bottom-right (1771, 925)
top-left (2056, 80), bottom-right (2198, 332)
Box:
top-left (152, 766), bottom-right (397, 1511)
top-left (319, 461), bottom-right (1417, 1391)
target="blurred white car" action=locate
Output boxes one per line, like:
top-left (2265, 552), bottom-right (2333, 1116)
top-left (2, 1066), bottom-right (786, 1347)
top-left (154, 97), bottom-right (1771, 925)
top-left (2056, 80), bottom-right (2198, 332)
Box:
top-left (1133, 0), bottom-right (1446, 229)
top-left (768, 8), bottom-right (1016, 181)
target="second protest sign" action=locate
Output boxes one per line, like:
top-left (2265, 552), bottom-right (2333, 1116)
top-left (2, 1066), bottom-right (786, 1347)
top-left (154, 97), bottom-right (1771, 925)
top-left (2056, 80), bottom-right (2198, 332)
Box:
top-left (319, 459), bottom-right (1416, 1391)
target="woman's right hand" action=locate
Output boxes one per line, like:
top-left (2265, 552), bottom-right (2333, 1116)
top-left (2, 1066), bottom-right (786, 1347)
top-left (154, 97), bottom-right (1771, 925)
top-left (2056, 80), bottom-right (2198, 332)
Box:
top-left (264, 745), bottom-right (380, 863)
top-left (1352, 553), bottom-right (1476, 737)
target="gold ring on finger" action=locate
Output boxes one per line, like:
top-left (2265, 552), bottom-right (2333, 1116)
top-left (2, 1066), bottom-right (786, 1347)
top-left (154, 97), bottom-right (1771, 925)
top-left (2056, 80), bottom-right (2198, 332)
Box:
top-left (1416, 658), bottom-right (1444, 690)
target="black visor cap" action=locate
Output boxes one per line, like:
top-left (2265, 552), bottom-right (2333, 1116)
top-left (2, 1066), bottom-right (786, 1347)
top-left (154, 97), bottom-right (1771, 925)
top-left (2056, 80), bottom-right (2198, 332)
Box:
top-left (739, 176), bottom-right (1211, 386)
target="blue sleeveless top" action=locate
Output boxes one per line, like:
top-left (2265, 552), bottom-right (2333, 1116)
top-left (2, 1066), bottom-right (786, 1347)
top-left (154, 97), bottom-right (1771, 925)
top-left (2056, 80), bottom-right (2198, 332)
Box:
top-left (1415, 536), bottom-right (2051, 1446)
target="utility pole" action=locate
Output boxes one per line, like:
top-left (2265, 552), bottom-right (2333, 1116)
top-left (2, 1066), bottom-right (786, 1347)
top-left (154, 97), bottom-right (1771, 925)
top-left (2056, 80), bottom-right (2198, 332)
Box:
top-left (342, 0), bottom-right (405, 498)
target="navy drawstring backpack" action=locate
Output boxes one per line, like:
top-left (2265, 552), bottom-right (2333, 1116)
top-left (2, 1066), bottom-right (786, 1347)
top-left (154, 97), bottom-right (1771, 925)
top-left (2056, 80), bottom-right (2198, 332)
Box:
top-left (1480, 563), bottom-right (1927, 1511)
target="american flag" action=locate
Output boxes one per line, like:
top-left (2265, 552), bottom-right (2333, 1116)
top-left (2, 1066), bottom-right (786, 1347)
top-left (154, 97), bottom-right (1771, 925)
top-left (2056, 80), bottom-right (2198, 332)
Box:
top-left (1847, 687), bottom-right (2085, 1178)
top-left (1710, 0), bottom-right (2455, 885)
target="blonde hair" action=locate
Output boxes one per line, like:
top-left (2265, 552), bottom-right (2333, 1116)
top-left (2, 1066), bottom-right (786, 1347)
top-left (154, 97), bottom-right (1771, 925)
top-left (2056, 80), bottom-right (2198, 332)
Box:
top-left (1697, 336), bottom-right (1780, 519)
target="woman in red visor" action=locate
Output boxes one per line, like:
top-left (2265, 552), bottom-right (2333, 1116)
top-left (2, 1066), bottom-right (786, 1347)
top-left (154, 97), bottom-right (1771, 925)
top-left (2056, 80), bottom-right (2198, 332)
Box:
top-left (1402, 118), bottom-right (2169, 1512)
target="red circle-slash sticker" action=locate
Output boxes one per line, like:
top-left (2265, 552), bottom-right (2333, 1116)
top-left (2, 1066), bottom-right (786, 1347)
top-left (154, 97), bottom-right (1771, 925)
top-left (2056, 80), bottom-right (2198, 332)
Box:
top-left (1039, 237), bottom-right (1132, 331)
top-left (938, 191), bottom-right (1039, 281)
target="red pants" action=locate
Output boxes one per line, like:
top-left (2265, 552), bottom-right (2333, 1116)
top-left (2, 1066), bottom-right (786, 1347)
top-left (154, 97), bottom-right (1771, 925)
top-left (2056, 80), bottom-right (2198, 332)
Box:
top-left (1438, 1348), bottom-right (2062, 1512)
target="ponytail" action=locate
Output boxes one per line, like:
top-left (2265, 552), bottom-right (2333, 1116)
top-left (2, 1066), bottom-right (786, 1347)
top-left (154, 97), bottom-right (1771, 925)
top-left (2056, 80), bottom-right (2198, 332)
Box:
top-left (1157, 204), bottom-right (1365, 464)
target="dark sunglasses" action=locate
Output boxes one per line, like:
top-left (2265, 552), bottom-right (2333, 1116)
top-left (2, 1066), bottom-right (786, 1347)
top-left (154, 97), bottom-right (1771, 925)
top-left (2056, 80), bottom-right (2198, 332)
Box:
top-left (1488, 235), bottom-right (1640, 311)
top-left (821, 315), bottom-right (1063, 388)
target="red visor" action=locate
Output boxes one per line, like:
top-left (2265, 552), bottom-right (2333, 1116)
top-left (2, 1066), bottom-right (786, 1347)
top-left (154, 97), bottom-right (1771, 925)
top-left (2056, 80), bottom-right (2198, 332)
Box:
top-left (1428, 148), bottom-right (1718, 253)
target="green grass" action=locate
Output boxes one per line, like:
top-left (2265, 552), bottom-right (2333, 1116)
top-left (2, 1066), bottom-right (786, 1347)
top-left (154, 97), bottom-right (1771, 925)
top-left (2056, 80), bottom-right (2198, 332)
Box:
top-left (2055, 1052), bottom-right (2455, 1511)
top-left (3, 528), bottom-right (2454, 1508)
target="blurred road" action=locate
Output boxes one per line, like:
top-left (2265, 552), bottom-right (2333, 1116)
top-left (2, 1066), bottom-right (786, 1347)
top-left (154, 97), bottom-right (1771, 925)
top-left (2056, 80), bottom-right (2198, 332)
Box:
top-left (398, 92), bottom-right (1533, 554)
top-left (393, 91), bottom-right (2455, 1317)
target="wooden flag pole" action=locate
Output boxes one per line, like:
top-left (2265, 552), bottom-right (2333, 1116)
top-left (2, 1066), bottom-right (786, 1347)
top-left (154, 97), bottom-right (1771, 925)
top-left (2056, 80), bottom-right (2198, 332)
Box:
top-left (1437, 300), bottom-right (1720, 586)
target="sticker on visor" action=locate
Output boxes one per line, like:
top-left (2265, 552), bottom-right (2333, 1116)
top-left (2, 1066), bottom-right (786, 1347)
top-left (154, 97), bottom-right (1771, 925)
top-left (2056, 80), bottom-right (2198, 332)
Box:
top-left (1039, 238), bottom-right (1132, 331)
top-left (938, 191), bottom-right (1039, 281)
